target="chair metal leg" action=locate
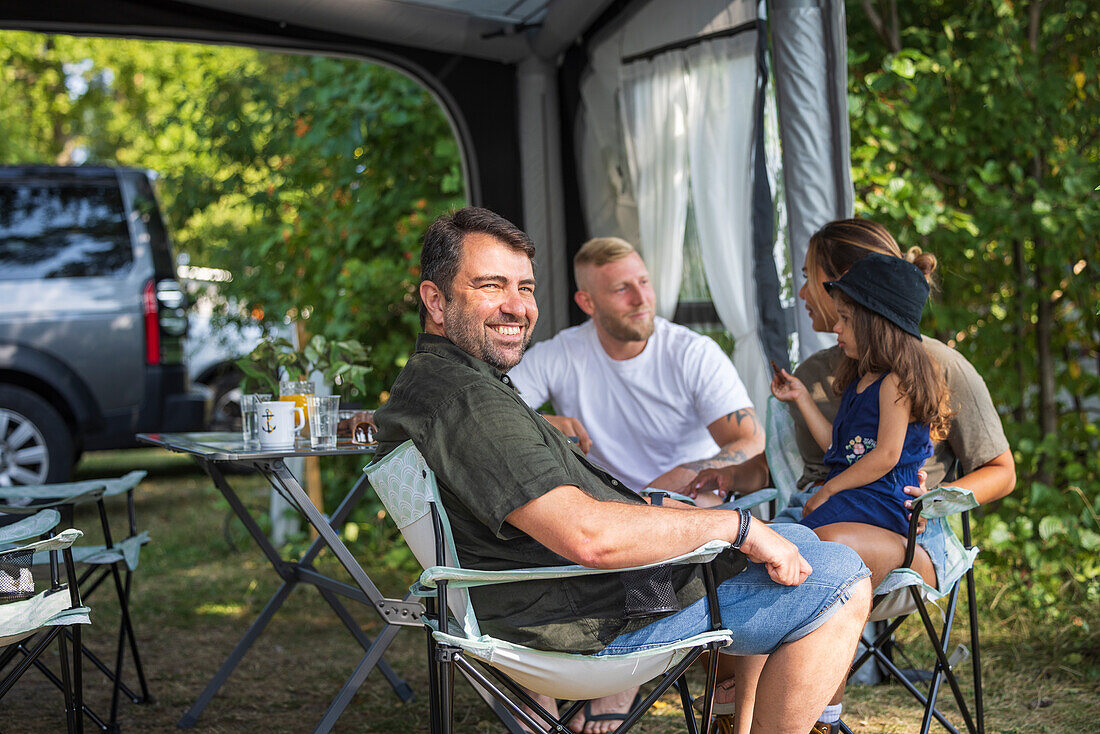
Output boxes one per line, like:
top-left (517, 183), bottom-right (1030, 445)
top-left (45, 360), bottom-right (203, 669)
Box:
top-left (73, 623), bottom-right (86, 734)
top-left (675, 677), bottom-right (700, 734)
top-left (1, 629), bottom-right (61, 696)
top-left (457, 657), bottom-right (552, 733)
top-left (962, 511), bottom-right (985, 734)
top-left (116, 568), bottom-right (153, 702)
top-left (438, 648), bottom-right (455, 734)
top-left (58, 629), bottom-right (77, 734)
top-left (966, 567), bottom-right (985, 734)
top-left (912, 585), bottom-right (977, 734)
top-left (426, 627), bottom-right (443, 734)
top-left (25, 644), bottom-right (111, 732)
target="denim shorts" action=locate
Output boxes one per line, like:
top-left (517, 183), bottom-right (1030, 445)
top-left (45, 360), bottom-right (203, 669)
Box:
top-left (596, 523), bottom-right (870, 657)
top-left (775, 485), bottom-right (949, 589)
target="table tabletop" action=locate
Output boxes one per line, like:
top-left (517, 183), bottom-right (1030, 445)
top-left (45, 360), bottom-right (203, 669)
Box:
top-left (137, 432), bottom-right (376, 462)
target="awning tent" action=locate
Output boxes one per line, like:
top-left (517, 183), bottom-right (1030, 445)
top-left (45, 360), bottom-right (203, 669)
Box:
top-left (0, 0), bottom-right (852, 407)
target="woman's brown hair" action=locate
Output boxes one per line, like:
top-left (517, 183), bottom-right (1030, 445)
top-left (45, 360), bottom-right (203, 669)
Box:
top-left (833, 293), bottom-right (952, 440)
top-left (808, 218), bottom-right (938, 284)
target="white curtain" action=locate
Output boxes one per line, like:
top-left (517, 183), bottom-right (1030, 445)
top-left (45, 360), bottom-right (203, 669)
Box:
top-left (684, 35), bottom-right (773, 413)
top-left (620, 53), bottom-right (689, 319)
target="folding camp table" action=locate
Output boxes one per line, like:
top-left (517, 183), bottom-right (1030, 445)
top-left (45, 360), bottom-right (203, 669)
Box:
top-left (137, 432), bottom-right (419, 734)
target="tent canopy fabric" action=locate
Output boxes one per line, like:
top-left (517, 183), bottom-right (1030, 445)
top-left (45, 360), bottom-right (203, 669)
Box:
top-left (0, 0), bottom-right (852, 364)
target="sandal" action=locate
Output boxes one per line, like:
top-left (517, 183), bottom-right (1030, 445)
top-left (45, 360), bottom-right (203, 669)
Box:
top-left (577, 692), bottom-right (642, 730)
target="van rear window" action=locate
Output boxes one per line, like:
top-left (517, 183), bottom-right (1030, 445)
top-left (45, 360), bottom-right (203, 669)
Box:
top-left (0, 181), bottom-right (133, 279)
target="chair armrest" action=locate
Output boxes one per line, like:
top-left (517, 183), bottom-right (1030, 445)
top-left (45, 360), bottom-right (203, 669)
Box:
top-left (416, 539), bottom-right (732, 591)
top-left (102, 470), bottom-right (147, 497)
top-left (0, 484), bottom-right (106, 512)
top-left (640, 487), bottom-right (777, 512)
top-left (0, 510), bottom-right (61, 547)
top-left (713, 488), bottom-right (779, 512)
top-left (638, 488), bottom-right (695, 504)
top-left (0, 528), bottom-right (84, 559)
top-left (909, 486), bottom-right (978, 519)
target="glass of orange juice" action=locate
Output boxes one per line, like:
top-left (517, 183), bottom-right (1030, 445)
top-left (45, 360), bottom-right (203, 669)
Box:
top-left (279, 380), bottom-right (315, 442)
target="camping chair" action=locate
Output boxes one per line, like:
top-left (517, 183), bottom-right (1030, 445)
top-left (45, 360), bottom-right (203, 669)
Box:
top-left (0, 511), bottom-right (90, 734)
top-left (763, 396), bottom-right (985, 734)
top-left (365, 440), bottom-right (738, 734)
top-left (0, 471), bottom-right (152, 733)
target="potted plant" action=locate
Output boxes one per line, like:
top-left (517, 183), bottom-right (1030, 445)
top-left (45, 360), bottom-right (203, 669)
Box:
top-left (236, 334), bottom-right (372, 403)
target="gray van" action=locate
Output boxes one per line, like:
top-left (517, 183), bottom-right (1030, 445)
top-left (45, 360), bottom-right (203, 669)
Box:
top-left (0, 165), bottom-right (208, 484)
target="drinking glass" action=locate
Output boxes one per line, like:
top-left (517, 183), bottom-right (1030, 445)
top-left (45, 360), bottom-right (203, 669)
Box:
top-left (279, 380), bottom-right (315, 441)
top-left (241, 393), bottom-right (273, 449)
top-left (306, 395), bottom-right (339, 449)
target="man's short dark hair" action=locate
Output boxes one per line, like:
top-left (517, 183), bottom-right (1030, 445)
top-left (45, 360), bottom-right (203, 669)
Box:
top-left (419, 206), bottom-right (536, 327)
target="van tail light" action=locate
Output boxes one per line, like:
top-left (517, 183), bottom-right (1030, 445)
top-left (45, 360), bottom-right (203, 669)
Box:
top-left (143, 278), bottom-right (161, 365)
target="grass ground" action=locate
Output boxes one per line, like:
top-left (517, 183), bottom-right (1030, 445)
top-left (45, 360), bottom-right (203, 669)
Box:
top-left (3, 448), bottom-right (1097, 733)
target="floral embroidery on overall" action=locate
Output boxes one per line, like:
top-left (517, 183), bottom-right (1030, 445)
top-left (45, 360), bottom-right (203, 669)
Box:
top-left (845, 435), bottom-right (876, 464)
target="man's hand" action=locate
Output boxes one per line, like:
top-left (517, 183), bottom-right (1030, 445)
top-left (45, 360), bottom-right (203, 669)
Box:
top-left (903, 469), bottom-right (929, 532)
top-left (678, 467), bottom-right (735, 500)
top-left (541, 414), bottom-right (593, 454)
top-left (738, 521), bottom-right (812, 586)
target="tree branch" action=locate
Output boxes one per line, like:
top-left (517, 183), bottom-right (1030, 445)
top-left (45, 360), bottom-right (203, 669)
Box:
top-left (861, 0), bottom-right (901, 53)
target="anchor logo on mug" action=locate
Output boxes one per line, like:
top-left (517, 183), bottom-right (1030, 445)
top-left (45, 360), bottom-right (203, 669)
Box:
top-left (257, 401), bottom-right (305, 449)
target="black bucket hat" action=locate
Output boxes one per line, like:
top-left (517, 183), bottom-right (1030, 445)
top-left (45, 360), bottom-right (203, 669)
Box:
top-left (824, 252), bottom-right (929, 338)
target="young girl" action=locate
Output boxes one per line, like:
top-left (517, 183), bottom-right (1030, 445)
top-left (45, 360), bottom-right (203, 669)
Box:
top-left (772, 252), bottom-right (951, 536)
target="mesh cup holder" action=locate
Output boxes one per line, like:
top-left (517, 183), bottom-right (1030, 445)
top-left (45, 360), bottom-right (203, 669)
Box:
top-left (0, 549), bottom-right (34, 603)
top-left (621, 565), bottom-right (681, 618)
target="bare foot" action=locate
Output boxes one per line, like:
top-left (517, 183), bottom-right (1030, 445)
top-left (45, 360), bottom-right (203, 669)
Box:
top-left (519, 691), bottom-right (558, 733)
top-left (569, 687), bottom-right (639, 734)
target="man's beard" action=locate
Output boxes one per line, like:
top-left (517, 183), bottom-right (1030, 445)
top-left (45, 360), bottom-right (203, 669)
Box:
top-left (444, 303), bottom-right (532, 372)
top-left (597, 308), bottom-right (654, 343)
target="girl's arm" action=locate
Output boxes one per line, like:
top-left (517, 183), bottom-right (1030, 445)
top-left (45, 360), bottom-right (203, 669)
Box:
top-left (771, 369), bottom-right (832, 451)
top-left (814, 373), bottom-right (909, 503)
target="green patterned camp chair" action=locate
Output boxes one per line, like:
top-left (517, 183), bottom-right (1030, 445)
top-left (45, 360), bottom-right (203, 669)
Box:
top-left (366, 440), bottom-right (738, 734)
top-left (764, 396), bottom-right (985, 734)
top-left (0, 470), bottom-right (152, 732)
top-left (0, 513), bottom-right (89, 734)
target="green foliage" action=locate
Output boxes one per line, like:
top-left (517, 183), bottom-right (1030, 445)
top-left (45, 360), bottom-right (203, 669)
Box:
top-left (846, 0), bottom-right (1100, 619)
top-left (0, 32), bottom-right (465, 407)
top-left (0, 30), bottom-right (464, 512)
top-left (236, 334), bottom-right (372, 401)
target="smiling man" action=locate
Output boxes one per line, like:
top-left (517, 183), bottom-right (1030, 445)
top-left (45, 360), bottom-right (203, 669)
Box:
top-left (509, 237), bottom-right (765, 499)
top-left (373, 208), bottom-right (871, 734)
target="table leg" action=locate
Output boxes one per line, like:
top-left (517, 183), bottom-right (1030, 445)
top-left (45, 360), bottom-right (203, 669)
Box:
top-left (312, 622), bottom-right (409, 734)
top-left (315, 586), bottom-right (414, 699)
top-left (178, 459), bottom-right (301, 728)
top-left (204, 460), bottom-right (293, 577)
top-left (265, 462), bottom-right (393, 613)
top-left (264, 461), bottom-right (416, 724)
top-left (293, 471), bottom-right (372, 569)
top-left (177, 581), bottom-right (296, 728)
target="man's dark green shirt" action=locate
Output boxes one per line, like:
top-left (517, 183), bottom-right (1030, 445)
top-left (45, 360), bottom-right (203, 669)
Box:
top-left (374, 334), bottom-right (747, 654)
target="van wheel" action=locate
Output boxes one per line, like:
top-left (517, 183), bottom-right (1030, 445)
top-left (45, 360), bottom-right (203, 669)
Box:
top-left (204, 369), bottom-right (244, 432)
top-left (0, 385), bottom-right (74, 485)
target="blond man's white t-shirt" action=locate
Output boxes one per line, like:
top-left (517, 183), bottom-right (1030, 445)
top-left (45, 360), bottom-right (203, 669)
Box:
top-left (508, 317), bottom-right (753, 492)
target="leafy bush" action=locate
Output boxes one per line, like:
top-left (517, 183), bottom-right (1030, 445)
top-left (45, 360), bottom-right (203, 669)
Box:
top-left (845, 0), bottom-right (1100, 622)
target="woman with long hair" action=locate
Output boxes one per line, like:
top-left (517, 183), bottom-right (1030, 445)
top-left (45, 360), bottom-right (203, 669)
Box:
top-left (683, 218), bottom-right (1015, 733)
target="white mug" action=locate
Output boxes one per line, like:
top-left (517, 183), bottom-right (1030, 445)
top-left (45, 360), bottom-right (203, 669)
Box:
top-left (256, 400), bottom-right (305, 450)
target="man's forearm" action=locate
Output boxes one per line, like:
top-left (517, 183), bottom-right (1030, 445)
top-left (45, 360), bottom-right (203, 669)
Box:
top-left (507, 485), bottom-right (742, 568)
top-left (679, 444), bottom-right (754, 472)
top-left (682, 406), bottom-right (766, 472)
